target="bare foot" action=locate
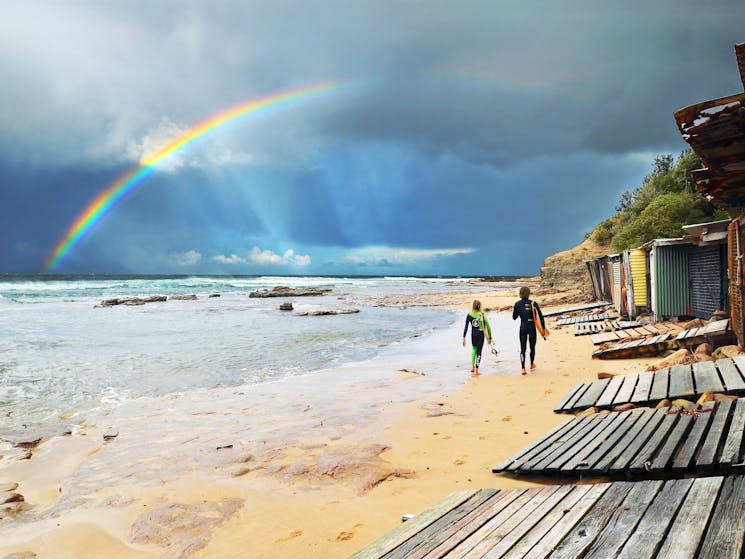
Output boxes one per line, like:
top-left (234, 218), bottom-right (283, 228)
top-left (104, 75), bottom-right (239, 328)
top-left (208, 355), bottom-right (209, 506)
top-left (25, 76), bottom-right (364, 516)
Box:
top-left (472, 369), bottom-right (480, 376)
top-left (521, 368), bottom-right (527, 376)
top-left (530, 363), bottom-right (537, 371)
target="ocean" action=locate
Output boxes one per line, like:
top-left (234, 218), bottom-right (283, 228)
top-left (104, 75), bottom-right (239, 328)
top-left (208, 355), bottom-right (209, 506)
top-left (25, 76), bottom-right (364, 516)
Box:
top-left (0, 275), bottom-right (502, 436)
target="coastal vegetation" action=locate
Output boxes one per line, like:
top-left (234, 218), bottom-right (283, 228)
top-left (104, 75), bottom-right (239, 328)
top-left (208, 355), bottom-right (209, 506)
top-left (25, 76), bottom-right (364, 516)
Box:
top-left (590, 150), bottom-right (728, 251)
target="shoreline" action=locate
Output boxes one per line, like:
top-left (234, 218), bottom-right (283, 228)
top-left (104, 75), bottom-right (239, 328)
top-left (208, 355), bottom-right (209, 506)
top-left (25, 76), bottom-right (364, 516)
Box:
top-left (0, 285), bottom-right (655, 558)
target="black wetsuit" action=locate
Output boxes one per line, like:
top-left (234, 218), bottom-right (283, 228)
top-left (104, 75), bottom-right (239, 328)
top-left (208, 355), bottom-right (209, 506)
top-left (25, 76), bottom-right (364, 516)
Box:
top-left (512, 298), bottom-right (546, 368)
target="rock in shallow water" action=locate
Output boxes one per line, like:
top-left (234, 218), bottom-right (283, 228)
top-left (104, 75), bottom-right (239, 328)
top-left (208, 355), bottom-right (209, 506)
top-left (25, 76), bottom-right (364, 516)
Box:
top-left (248, 286), bottom-right (331, 298)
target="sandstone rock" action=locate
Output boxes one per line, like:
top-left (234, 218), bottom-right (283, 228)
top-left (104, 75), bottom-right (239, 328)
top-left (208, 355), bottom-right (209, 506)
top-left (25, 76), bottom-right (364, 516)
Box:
top-left (671, 399), bottom-right (695, 409)
top-left (712, 345), bottom-right (745, 360)
top-left (577, 407), bottom-right (599, 417)
top-left (682, 318), bottom-right (707, 330)
top-left (655, 399), bottom-right (672, 409)
top-left (248, 286), bottom-right (332, 298)
top-left (3, 551), bottom-right (37, 559)
top-left (694, 354), bottom-right (715, 363)
top-left (296, 309), bottom-right (360, 316)
top-left (0, 492), bottom-right (23, 505)
top-left (697, 391), bottom-right (715, 405)
top-left (103, 429), bottom-right (118, 441)
top-left (208, 293), bottom-right (221, 298)
top-left (714, 393), bottom-right (739, 402)
top-left (613, 403), bottom-right (636, 412)
top-left (96, 295), bottom-right (167, 308)
top-left (597, 372), bottom-right (616, 379)
top-left (169, 294), bottom-right (197, 301)
top-left (279, 302), bottom-right (294, 311)
top-left (648, 349), bottom-right (692, 371)
top-left (0, 482), bottom-right (18, 493)
top-left (694, 343), bottom-right (713, 356)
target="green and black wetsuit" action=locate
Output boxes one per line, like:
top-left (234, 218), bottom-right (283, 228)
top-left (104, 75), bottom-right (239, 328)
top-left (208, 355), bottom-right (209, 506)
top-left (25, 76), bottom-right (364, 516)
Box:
top-left (512, 298), bottom-right (546, 368)
top-left (463, 311), bottom-right (492, 368)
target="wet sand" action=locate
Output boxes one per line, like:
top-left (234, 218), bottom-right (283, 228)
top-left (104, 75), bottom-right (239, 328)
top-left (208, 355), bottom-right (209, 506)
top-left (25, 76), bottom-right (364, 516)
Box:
top-left (0, 286), bottom-right (658, 558)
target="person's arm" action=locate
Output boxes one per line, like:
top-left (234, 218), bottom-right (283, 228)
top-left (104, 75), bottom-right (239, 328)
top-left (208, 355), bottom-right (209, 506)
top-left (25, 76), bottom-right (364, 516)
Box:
top-left (512, 301), bottom-right (519, 320)
top-left (462, 314), bottom-right (469, 346)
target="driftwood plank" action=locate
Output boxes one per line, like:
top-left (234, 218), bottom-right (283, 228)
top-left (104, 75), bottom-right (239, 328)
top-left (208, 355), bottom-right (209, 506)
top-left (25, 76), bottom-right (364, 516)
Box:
top-left (615, 478), bottom-right (694, 559)
top-left (650, 414), bottom-right (694, 471)
top-left (629, 413), bottom-right (679, 472)
top-left (672, 401), bottom-right (716, 471)
top-left (612, 374), bottom-right (639, 406)
top-left (667, 364), bottom-right (694, 399)
top-left (581, 480), bottom-right (664, 558)
top-left (609, 409), bottom-right (667, 473)
top-left (692, 360), bottom-right (725, 393)
top-left (697, 399), bottom-right (734, 473)
top-left (718, 357), bottom-right (745, 392)
top-left (648, 368), bottom-right (670, 402)
top-left (719, 397), bottom-right (745, 469)
top-left (595, 375), bottom-right (625, 408)
top-left (594, 408), bottom-right (657, 473)
top-left (383, 489), bottom-right (498, 559)
top-left (494, 417), bottom-right (580, 472)
top-left (573, 378), bottom-right (610, 409)
top-left (468, 485), bottom-right (575, 558)
top-left (546, 482), bottom-right (634, 559)
top-left (516, 484), bottom-right (611, 559)
top-left (630, 371), bottom-right (654, 404)
top-left (697, 475), bottom-right (745, 558)
top-left (655, 476), bottom-right (724, 559)
top-left (349, 490), bottom-right (478, 559)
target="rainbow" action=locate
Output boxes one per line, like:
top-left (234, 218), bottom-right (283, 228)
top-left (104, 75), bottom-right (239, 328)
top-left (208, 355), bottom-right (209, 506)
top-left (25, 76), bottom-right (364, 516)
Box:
top-left (44, 81), bottom-right (346, 271)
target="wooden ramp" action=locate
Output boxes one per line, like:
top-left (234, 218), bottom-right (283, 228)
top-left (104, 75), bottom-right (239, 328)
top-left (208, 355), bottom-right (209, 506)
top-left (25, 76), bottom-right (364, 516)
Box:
top-left (675, 319), bottom-right (734, 348)
top-left (589, 322), bottom-right (681, 345)
top-left (351, 476), bottom-right (745, 558)
top-left (554, 357), bottom-right (745, 413)
top-left (574, 320), bottom-right (642, 336)
top-left (556, 312), bottom-right (618, 326)
top-left (542, 301), bottom-right (612, 318)
top-left (591, 333), bottom-right (672, 359)
top-left (493, 399), bottom-right (745, 477)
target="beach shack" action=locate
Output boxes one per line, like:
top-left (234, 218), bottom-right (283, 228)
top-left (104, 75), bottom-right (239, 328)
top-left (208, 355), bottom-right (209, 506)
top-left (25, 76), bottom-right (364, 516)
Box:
top-left (622, 247), bottom-right (649, 319)
top-left (673, 42), bottom-right (745, 344)
top-left (584, 255), bottom-right (613, 303)
top-left (645, 238), bottom-right (692, 321)
top-left (682, 219), bottom-right (730, 319)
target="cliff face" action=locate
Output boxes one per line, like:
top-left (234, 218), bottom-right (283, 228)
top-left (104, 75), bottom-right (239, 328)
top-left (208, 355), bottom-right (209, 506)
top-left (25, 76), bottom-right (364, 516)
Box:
top-left (540, 237), bottom-right (610, 303)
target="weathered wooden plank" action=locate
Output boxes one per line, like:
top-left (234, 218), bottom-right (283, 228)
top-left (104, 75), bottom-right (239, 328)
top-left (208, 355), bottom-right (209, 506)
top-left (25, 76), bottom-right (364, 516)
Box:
top-left (667, 364), bottom-right (694, 399)
top-left (560, 411), bottom-right (630, 472)
top-left (629, 412), bottom-right (679, 472)
top-left (611, 374), bottom-right (639, 406)
top-left (672, 401), bottom-right (716, 472)
top-left (573, 378), bottom-right (610, 409)
top-left (402, 488), bottom-right (520, 559)
top-left (581, 409), bottom-right (646, 473)
top-left (630, 371), bottom-right (654, 404)
top-left (590, 332), bottom-right (619, 345)
top-left (655, 476), bottom-right (724, 559)
top-left (494, 417), bottom-right (580, 472)
top-left (581, 480), bottom-right (664, 558)
top-left (609, 408), bottom-right (667, 473)
top-left (546, 482), bottom-right (634, 559)
top-left (615, 478), bottom-right (694, 559)
top-left (466, 485), bottom-right (575, 559)
top-left (505, 418), bottom-right (589, 472)
top-left (442, 488), bottom-right (543, 559)
top-left (510, 484), bottom-right (609, 559)
top-left (594, 408), bottom-right (657, 473)
top-left (595, 376), bottom-right (625, 408)
top-left (692, 360), bottom-right (725, 393)
top-left (697, 399), bottom-right (734, 473)
top-left (650, 413), bottom-right (694, 471)
top-left (732, 354), bottom-right (745, 383)
top-left (543, 302), bottom-right (611, 317)
top-left (382, 490), bottom-right (498, 559)
top-left (697, 475), bottom-right (745, 559)
top-left (539, 415), bottom-right (611, 472)
top-left (717, 357), bottom-right (745, 392)
top-left (553, 383), bottom-right (584, 413)
top-left (649, 368), bottom-right (670, 402)
top-left (349, 490), bottom-right (478, 559)
top-left (720, 397), bottom-right (745, 469)
top-left (565, 382), bottom-right (592, 411)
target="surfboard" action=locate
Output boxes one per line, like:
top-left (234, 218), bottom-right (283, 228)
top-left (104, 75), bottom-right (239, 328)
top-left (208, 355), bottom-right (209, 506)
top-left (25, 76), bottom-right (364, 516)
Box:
top-left (532, 303), bottom-right (549, 339)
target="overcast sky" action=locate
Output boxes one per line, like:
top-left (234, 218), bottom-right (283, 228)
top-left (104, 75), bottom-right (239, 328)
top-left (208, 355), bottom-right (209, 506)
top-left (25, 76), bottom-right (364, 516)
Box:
top-left (2, 1), bottom-right (745, 276)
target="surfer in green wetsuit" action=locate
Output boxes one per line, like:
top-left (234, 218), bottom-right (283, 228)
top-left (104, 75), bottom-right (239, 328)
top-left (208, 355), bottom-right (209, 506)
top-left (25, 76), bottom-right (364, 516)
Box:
top-left (462, 299), bottom-right (492, 376)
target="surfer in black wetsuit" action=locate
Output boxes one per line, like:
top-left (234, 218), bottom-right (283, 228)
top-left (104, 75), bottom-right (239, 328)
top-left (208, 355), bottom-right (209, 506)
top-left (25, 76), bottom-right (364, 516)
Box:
top-left (512, 286), bottom-right (546, 375)
top-left (462, 299), bottom-right (492, 376)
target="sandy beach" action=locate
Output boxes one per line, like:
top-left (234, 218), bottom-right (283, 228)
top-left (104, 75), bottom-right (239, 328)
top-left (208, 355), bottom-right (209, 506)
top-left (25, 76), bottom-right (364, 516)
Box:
top-left (0, 284), bottom-right (658, 559)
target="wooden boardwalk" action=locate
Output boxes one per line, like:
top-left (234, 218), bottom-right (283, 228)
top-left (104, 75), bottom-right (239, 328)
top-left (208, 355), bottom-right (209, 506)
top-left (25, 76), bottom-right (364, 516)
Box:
top-left (675, 319), bottom-right (734, 348)
top-left (574, 320), bottom-right (641, 336)
top-left (554, 357), bottom-right (745, 413)
top-left (556, 313), bottom-right (618, 326)
top-left (589, 321), bottom-right (680, 345)
top-left (591, 333), bottom-right (672, 359)
top-left (542, 302), bottom-right (611, 318)
top-left (352, 476), bottom-right (745, 558)
top-left (493, 399), bottom-right (745, 477)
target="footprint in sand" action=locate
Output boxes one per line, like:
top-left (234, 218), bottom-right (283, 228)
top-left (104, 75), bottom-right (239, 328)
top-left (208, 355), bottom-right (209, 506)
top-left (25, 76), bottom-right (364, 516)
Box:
top-left (544, 389), bottom-right (553, 395)
top-left (501, 416), bottom-right (512, 422)
top-left (453, 459), bottom-right (466, 466)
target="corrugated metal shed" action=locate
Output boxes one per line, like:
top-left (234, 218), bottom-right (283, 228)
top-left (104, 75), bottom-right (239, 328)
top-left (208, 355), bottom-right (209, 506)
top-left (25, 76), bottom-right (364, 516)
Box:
top-left (689, 244), bottom-right (727, 319)
top-left (648, 239), bottom-right (691, 319)
top-left (629, 248), bottom-right (647, 307)
top-left (611, 255), bottom-right (622, 312)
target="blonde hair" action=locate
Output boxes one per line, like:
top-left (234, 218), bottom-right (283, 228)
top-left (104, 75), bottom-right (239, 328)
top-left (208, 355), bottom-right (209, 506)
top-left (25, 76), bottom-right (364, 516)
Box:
top-left (471, 299), bottom-right (482, 312)
top-left (519, 286), bottom-right (531, 299)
